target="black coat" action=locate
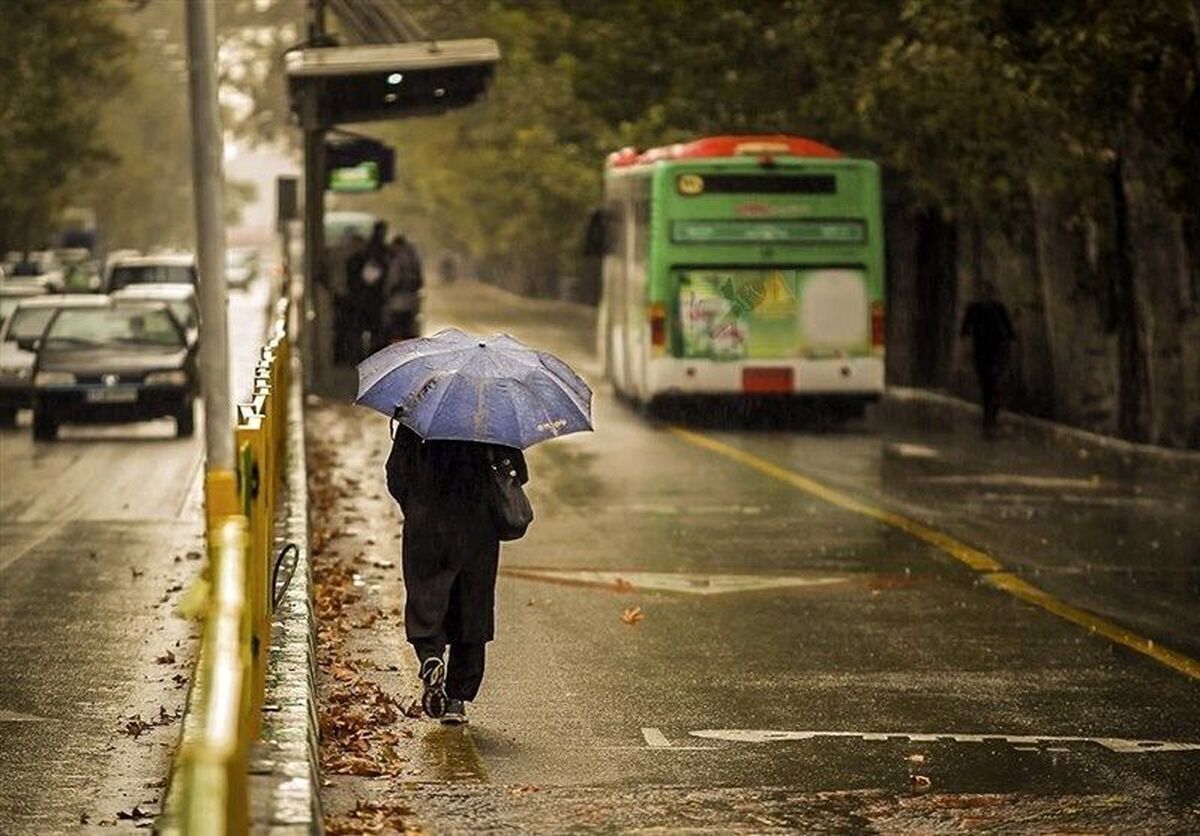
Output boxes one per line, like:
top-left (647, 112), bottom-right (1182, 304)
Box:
top-left (385, 425), bottom-right (527, 644)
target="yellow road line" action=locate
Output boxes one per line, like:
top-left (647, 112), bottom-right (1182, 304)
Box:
top-left (668, 426), bottom-right (1200, 682)
top-left (985, 573), bottom-right (1200, 680)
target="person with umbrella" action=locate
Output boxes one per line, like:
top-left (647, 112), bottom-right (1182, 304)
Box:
top-left (357, 329), bottom-right (592, 725)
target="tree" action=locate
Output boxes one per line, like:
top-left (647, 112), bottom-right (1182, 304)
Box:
top-left (0, 0), bottom-right (129, 253)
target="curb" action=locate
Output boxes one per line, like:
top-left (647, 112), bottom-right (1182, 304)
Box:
top-left (248, 354), bottom-right (324, 834)
top-left (880, 385), bottom-right (1200, 480)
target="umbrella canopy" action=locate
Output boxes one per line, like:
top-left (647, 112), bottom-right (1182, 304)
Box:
top-left (355, 328), bottom-right (593, 449)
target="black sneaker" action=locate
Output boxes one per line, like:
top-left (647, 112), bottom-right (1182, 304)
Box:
top-left (441, 698), bottom-right (467, 726)
top-left (419, 657), bottom-right (447, 718)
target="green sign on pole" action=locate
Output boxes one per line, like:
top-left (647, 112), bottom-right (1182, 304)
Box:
top-left (328, 161), bottom-right (381, 193)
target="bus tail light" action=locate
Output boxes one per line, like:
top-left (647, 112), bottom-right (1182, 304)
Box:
top-left (649, 303), bottom-right (667, 349)
top-left (870, 301), bottom-right (885, 346)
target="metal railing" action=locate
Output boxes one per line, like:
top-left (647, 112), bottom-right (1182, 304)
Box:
top-left (163, 296), bottom-right (293, 835)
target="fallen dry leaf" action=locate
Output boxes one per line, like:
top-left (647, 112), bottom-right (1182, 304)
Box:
top-left (116, 806), bottom-right (152, 821)
top-left (326, 800), bottom-right (415, 835)
top-left (155, 650), bottom-right (176, 665)
top-left (620, 606), bottom-right (644, 625)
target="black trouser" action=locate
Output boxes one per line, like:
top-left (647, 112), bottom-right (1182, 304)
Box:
top-left (411, 637), bottom-right (486, 701)
top-left (975, 357), bottom-right (1002, 431)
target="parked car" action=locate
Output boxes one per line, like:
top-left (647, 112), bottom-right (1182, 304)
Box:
top-left (106, 253), bottom-right (197, 292)
top-left (0, 282), bottom-right (47, 329)
top-left (3, 251), bottom-right (65, 292)
top-left (0, 295), bottom-right (107, 426)
top-left (225, 246), bottom-right (260, 289)
top-left (31, 299), bottom-right (198, 440)
top-left (112, 283), bottom-right (200, 347)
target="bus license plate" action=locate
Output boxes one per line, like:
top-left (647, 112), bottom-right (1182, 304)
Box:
top-left (742, 368), bottom-right (793, 393)
top-left (87, 388), bottom-right (138, 404)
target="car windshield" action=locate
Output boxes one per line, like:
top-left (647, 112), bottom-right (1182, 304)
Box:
top-left (168, 301), bottom-right (197, 330)
top-left (1, 298), bottom-right (24, 325)
top-left (5, 307), bottom-right (57, 342)
top-left (109, 264), bottom-right (194, 289)
top-left (44, 307), bottom-right (182, 349)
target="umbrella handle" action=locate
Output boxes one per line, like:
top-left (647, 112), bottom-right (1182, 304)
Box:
top-left (389, 405), bottom-right (403, 440)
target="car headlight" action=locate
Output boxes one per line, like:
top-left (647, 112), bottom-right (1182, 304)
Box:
top-left (35, 371), bottom-right (76, 387)
top-left (144, 370), bottom-right (188, 386)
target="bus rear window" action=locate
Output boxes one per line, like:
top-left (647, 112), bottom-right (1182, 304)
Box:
top-left (679, 174), bottom-right (836, 195)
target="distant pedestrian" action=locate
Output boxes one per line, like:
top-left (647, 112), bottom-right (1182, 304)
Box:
top-left (960, 283), bottom-right (1015, 437)
top-left (385, 424), bottom-right (529, 725)
top-left (333, 233), bottom-right (365, 363)
top-left (383, 234), bottom-right (423, 341)
top-left (347, 223), bottom-right (389, 358)
top-left (438, 252), bottom-right (457, 284)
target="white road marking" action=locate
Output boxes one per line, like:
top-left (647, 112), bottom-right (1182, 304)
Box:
top-left (0, 708), bottom-right (52, 722)
top-left (887, 443), bottom-right (939, 459)
top-left (605, 504), bottom-right (765, 515)
top-left (501, 568), bottom-right (850, 596)
top-left (0, 523), bottom-right (59, 574)
top-left (642, 727), bottom-right (672, 748)
top-left (975, 492), bottom-right (1157, 507)
top-left (918, 474), bottom-right (1102, 489)
top-left (689, 729), bottom-right (1200, 753)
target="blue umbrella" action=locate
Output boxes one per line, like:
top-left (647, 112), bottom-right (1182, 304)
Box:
top-left (355, 328), bottom-right (593, 449)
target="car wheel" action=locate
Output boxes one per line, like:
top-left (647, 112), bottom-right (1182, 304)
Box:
top-left (32, 408), bottom-right (58, 440)
top-left (176, 401), bottom-right (195, 438)
top-left (0, 407), bottom-right (16, 428)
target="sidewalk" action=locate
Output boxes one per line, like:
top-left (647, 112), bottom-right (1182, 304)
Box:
top-left (305, 400), bottom-right (429, 833)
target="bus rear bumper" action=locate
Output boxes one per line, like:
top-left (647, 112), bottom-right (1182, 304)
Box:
top-left (646, 356), bottom-right (884, 397)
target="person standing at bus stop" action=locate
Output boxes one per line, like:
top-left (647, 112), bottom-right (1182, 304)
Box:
top-left (960, 282), bottom-right (1015, 437)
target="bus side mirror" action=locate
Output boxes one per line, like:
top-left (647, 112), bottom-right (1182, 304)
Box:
top-left (583, 208), bottom-right (608, 257)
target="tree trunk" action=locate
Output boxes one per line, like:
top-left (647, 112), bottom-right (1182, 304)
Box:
top-left (1030, 184), bottom-right (1118, 432)
top-left (1109, 154), bottom-right (1154, 443)
top-left (882, 199), bottom-right (918, 386)
top-left (1118, 138), bottom-right (1194, 446)
top-left (912, 208), bottom-right (957, 387)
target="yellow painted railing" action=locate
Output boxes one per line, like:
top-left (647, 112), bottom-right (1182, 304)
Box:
top-left (163, 296), bottom-right (292, 834)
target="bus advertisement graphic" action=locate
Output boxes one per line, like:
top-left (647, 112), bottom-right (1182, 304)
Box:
top-left (678, 268), bottom-right (869, 360)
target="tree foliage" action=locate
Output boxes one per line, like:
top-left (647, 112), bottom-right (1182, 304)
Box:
top-left (347, 0), bottom-right (1195, 299)
top-left (0, 0), bottom-right (129, 252)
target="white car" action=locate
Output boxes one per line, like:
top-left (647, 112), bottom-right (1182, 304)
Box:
top-left (106, 252), bottom-right (197, 291)
top-left (4, 251), bottom-right (65, 293)
top-left (112, 283), bottom-right (200, 347)
top-left (225, 247), bottom-right (260, 289)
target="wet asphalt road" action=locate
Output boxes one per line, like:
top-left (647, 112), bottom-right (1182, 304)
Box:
top-left (0, 280), bottom-right (266, 833)
top-left (319, 280), bottom-right (1200, 833)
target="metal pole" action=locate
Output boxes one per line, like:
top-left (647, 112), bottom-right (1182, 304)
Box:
top-left (184, 0), bottom-right (235, 504)
top-left (301, 123), bottom-right (325, 392)
top-left (301, 0), bottom-right (328, 392)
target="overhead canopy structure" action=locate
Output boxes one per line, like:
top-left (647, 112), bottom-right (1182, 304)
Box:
top-left (286, 39), bottom-right (501, 127)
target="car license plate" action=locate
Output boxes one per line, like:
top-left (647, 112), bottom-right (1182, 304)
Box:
top-left (742, 367), bottom-right (794, 394)
top-left (87, 387), bottom-right (138, 403)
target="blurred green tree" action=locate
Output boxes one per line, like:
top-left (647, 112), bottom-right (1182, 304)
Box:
top-left (0, 0), bottom-right (128, 254)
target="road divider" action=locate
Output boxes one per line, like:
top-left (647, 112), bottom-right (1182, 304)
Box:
top-left (161, 297), bottom-right (294, 835)
top-left (668, 427), bottom-right (1200, 682)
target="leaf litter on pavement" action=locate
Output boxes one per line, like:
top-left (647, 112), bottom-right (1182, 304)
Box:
top-left (308, 403), bottom-right (423, 833)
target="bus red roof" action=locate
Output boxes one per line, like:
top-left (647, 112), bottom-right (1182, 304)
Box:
top-left (605, 135), bottom-right (842, 168)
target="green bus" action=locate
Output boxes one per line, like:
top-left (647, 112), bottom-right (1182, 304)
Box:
top-left (597, 134), bottom-right (885, 407)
